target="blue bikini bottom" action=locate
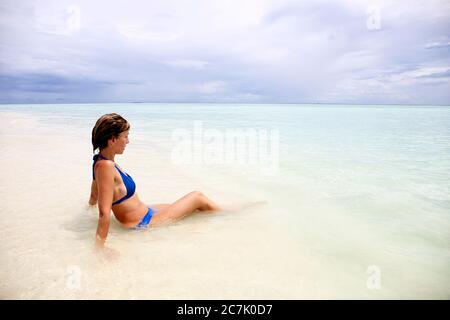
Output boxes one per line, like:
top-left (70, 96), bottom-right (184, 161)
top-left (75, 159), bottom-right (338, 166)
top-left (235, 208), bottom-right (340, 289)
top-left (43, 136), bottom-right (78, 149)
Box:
top-left (133, 207), bottom-right (157, 230)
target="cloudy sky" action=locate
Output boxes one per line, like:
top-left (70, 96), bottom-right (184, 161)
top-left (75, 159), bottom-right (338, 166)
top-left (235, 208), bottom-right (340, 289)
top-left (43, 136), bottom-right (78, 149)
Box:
top-left (0, 0), bottom-right (449, 105)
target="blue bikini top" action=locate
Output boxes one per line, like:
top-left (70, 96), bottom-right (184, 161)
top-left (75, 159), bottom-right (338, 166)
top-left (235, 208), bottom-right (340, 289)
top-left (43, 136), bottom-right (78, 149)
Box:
top-left (92, 154), bottom-right (136, 206)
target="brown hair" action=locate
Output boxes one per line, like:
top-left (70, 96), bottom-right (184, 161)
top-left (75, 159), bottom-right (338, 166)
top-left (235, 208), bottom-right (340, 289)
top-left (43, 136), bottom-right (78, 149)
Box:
top-left (91, 113), bottom-right (130, 153)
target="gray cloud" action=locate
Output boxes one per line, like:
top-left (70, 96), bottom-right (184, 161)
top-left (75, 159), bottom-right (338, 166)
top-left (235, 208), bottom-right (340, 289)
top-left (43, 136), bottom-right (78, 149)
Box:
top-left (0, 0), bottom-right (449, 105)
top-left (416, 69), bottom-right (450, 79)
top-left (426, 41), bottom-right (450, 49)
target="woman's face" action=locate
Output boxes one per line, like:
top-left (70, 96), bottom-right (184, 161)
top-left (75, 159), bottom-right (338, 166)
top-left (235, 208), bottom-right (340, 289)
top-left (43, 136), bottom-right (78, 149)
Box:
top-left (114, 130), bottom-right (129, 153)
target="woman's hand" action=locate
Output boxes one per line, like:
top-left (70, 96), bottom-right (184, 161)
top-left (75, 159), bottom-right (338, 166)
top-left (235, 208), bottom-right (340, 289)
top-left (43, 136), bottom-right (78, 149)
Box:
top-left (97, 246), bottom-right (120, 262)
top-left (95, 234), bottom-right (119, 261)
top-left (88, 196), bottom-right (97, 206)
top-left (94, 244), bottom-right (120, 261)
top-left (84, 202), bottom-right (97, 213)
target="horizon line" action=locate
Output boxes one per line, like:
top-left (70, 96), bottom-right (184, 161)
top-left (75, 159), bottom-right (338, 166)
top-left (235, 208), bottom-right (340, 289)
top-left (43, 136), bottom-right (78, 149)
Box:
top-left (1, 101), bottom-right (450, 107)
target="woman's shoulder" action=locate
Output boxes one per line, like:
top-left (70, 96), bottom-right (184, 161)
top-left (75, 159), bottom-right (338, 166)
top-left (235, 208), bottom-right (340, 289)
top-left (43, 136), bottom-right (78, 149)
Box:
top-left (94, 160), bottom-right (116, 178)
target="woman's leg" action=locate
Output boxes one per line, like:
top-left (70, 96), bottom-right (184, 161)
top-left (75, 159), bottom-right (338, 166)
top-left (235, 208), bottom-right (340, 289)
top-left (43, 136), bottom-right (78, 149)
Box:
top-left (148, 203), bottom-right (171, 211)
top-left (149, 191), bottom-right (221, 227)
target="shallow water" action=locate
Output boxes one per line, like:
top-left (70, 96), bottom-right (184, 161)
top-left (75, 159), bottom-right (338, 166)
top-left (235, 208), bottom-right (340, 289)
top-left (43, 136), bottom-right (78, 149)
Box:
top-left (0, 103), bottom-right (449, 299)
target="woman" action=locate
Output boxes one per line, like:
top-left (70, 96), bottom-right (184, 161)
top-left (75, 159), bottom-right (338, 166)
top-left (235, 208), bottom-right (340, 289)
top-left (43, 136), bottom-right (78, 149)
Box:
top-left (89, 113), bottom-right (221, 249)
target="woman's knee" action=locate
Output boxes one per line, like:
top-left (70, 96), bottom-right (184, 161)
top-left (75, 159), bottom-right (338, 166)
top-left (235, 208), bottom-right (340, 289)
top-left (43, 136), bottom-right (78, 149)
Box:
top-left (188, 191), bottom-right (209, 208)
top-left (190, 190), bottom-right (204, 199)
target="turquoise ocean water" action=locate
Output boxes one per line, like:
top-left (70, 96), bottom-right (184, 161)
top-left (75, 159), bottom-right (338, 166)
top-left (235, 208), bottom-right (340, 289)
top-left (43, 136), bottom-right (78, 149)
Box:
top-left (0, 103), bottom-right (449, 298)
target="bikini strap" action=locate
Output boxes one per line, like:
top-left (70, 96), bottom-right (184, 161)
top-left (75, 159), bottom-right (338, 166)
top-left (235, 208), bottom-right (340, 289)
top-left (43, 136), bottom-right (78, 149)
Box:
top-left (93, 153), bottom-right (110, 162)
top-left (92, 153), bottom-right (112, 180)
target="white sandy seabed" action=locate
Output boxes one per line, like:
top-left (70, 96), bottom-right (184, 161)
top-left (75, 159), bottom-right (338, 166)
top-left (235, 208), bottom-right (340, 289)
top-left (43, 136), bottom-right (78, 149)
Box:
top-left (0, 108), bottom-right (449, 299)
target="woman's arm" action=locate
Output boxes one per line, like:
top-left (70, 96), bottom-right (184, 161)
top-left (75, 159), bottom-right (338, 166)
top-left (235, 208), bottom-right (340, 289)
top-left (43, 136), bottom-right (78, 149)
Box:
top-left (88, 180), bottom-right (98, 205)
top-left (94, 161), bottom-right (115, 249)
